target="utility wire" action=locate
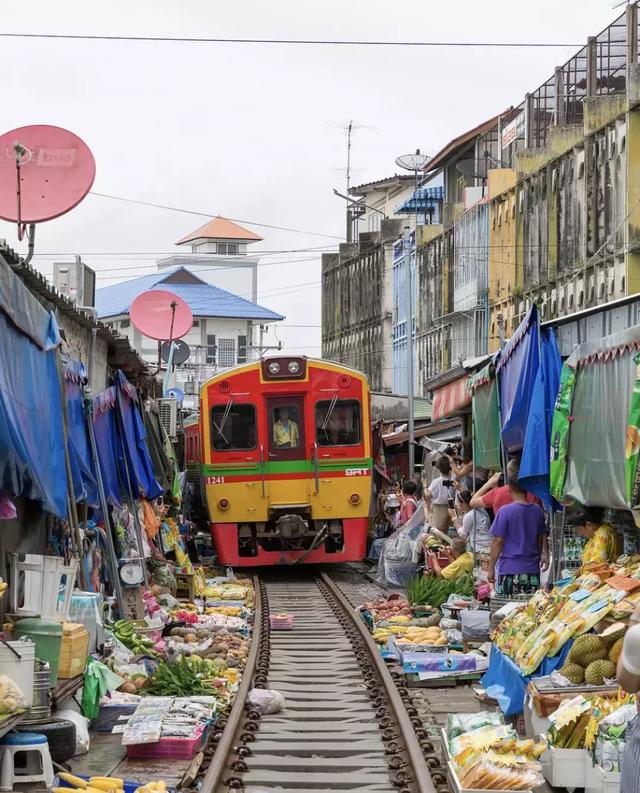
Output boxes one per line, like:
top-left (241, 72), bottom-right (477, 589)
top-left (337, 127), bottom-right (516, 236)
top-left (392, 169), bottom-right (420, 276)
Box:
top-left (89, 192), bottom-right (343, 239)
top-left (0, 32), bottom-right (582, 47)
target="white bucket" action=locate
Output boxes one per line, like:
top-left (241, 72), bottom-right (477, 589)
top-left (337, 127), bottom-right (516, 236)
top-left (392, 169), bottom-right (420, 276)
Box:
top-left (0, 639), bottom-right (36, 707)
top-left (8, 554), bottom-right (78, 619)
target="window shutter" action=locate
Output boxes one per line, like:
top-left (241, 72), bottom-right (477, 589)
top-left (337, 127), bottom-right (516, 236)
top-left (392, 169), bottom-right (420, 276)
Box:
top-left (237, 335), bottom-right (247, 364)
top-left (206, 334), bottom-right (217, 365)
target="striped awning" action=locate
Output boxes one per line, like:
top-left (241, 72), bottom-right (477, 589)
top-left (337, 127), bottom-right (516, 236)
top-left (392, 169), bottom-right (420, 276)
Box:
top-left (395, 186), bottom-right (444, 214)
top-left (432, 374), bottom-right (471, 421)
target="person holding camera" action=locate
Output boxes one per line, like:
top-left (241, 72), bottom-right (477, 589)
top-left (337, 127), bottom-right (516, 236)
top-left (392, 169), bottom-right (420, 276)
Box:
top-left (424, 456), bottom-right (455, 531)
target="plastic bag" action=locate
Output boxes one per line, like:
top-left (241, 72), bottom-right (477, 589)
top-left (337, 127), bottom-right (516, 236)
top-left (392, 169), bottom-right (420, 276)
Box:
top-left (0, 674), bottom-right (26, 714)
top-left (376, 503), bottom-right (426, 587)
top-left (57, 708), bottom-right (90, 754)
top-left (81, 658), bottom-right (124, 720)
top-left (247, 688), bottom-right (286, 714)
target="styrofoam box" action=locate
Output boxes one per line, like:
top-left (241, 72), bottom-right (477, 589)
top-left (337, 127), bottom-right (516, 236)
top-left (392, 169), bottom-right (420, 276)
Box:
top-left (0, 639), bottom-right (35, 707)
top-left (540, 745), bottom-right (588, 788)
top-left (523, 694), bottom-right (549, 740)
top-left (585, 762), bottom-right (621, 793)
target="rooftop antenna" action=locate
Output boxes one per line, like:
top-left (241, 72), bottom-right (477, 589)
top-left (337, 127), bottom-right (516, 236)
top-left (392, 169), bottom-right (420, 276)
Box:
top-left (0, 125), bottom-right (95, 267)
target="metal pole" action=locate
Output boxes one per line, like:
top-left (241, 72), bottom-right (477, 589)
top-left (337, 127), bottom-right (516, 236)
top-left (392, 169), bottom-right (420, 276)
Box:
top-left (403, 225), bottom-right (415, 477)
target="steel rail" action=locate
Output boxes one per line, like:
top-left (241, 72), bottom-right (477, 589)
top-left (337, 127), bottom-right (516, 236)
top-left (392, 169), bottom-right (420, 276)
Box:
top-left (318, 571), bottom-right (437, 793)
top-left (197, 573), bottom-right (262, 792)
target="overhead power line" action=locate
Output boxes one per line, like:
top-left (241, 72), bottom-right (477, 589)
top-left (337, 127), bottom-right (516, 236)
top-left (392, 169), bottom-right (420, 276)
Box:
top-left (0, 32), bottom-right (581, 47)
top-left (89, 192), bottom-right (343, 240)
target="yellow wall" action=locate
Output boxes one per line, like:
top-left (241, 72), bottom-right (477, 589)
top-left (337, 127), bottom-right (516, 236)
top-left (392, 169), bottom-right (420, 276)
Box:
top-left (487, 170), bottom-right (517, 351)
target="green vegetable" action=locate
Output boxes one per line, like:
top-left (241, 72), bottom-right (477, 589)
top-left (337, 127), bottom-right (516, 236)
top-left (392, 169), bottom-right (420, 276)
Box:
top-left (405, 573), bottom-right (474, 608)
top-left (145, 656), bottom-right (218, 697)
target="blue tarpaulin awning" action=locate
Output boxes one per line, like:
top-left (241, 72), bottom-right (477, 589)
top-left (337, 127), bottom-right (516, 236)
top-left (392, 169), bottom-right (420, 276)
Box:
top-left (64, 359), bottom-right (99, 508)
top-left (0, 255), bottom-right (67, 517)
top-left (519, 328), bottom-right (562, 507)
top-left (496, 304), bottom-right (541, 454)
top-left (395, 186), bottom-right (443, 214)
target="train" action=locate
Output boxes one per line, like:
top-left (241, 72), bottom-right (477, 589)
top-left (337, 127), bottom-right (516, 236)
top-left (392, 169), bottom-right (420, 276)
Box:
top-left (184, 356), bottom-right (372, 565)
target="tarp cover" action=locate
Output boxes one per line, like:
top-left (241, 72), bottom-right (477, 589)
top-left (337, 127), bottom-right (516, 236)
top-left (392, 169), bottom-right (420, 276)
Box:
top-left (0, 255), bottom-right (66, 516)
top-left (115, 372), bottom-right (163, 500)
top-left (496, 304), bottom-right (540, 454)
top-left (561, 327), bottom-right (640, 509)
top-left (470, 363), bottom-right (501, 470)
top-left (519, 328), bottom-right (562, 507)
top-left (64, 359), bottom-right (99, 507)
top-left (92, 387), bottom-right (122, 506)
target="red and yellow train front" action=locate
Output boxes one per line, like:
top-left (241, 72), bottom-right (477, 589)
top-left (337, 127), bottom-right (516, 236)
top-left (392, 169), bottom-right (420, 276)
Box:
top-left (200, 357), bottom-right (371, 565)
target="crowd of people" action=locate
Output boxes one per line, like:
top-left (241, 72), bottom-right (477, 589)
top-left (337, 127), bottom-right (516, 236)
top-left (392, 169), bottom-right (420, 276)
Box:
top-left (370, 440), bottom-right (623, 594)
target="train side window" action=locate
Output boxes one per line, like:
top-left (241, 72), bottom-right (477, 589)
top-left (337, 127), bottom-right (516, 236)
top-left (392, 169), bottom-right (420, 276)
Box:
top-left (210, 403), bottom-right (256, 451)
top-left (316, 400), bottom-right (361, 446)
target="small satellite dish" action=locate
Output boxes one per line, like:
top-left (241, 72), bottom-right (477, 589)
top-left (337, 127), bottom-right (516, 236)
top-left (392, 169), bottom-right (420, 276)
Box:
top-left (161, 339), bottom-right (190, 365)
top-left (130, 290), bottom-right (193, 341)
top-left (167, 387), bottom-right (185, 403)
top-left (0, 124), bottom-right (96, 223)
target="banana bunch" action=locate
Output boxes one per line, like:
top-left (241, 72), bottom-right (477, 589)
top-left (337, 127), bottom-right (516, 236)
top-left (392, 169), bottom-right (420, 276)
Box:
top-left (134, 783), bottom-right (167, 792)
top-left (112, 620), bottom-right (157, 656)
top-left (54, 773), bottom-right (124, 791)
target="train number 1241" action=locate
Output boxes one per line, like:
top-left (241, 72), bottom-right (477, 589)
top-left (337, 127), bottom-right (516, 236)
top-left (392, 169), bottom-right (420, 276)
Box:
top-left (206, 476), bottom-right (225, 484)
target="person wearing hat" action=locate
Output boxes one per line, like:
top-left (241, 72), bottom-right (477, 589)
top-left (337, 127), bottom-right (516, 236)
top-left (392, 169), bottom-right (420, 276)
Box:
top-left (617, 610), bottom-right (640, 791)
top-left (565, 506), bottom-right (621, 573)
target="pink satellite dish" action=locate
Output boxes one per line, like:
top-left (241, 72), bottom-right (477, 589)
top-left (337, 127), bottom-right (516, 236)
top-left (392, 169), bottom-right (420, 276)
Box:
top-left (130, 290), bottom-right (193, 341)
top-left (0, 124), bottom-right (96, 223)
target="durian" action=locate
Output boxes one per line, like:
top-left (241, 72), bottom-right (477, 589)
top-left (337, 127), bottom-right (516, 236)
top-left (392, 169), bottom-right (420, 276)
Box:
top-left (609, 637), bottom-right (624, 664)
top-left (599, 623), bottom-right (627, 647)
top-left (568, 634), bottom-right (607, 665)
top-left (559, 661), bottom-right (585, 684)
top-left (584, 659), bottom-right (616, 686)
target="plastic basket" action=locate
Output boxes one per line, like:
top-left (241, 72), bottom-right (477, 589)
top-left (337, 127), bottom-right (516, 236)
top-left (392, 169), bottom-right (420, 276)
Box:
top-left (270, 614), bottom-right (294, 630)
top-left (54, 774), bottom-right (152, 793)
top-left (126, 730), bottom-right (204, 760)
top-left (8, 553), bottom-right (77, 619)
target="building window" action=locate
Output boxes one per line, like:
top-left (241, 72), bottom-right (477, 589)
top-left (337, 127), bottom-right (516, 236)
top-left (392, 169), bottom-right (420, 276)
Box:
top-left (120, 318), bottom-right (130, 329)
top-left (192, 319), bottom-right (200, 327)
top-left (216, 242), bottom-right (239, 255)
top-left (237, 335), bottom-right (247, 364)
top-left (206, 334), bottom-right (216, 365)
top-left (218, 338), bottom-right (236, 367)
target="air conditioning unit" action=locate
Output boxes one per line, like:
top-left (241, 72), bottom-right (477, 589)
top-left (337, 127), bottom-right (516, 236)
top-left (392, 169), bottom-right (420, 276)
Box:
top-left (184, 379), bottom-right (197, 395)
top-left (157, 398), bottom-right (178, 439)
top-left (53, 256), bottom-right (96, 308)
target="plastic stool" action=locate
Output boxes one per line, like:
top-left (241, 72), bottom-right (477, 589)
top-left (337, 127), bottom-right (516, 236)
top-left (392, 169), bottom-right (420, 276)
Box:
top-left (0, 732), bottom-right (54, 791)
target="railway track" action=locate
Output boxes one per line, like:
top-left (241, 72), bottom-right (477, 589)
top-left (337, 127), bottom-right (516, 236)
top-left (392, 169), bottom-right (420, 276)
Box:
top-left (194, 570), bottom-right (449, 793)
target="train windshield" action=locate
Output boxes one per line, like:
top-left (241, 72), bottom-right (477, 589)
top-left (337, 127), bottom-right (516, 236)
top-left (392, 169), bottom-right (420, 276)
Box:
top-left (316, 399), bottom-right (361, 446)
top-left (210, 403), bottom-right (257, 450)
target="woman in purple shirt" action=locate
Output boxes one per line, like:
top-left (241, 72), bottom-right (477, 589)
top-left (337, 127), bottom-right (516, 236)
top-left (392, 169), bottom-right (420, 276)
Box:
top-left (487, 474), bottom-right (546, 596)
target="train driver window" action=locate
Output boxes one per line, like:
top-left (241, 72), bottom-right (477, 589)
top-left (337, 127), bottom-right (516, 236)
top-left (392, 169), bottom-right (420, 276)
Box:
top-left (210, 403), bottom-right (256, 450)
top-left (316, 400), bottom-right (361, 446)
top-left (272, 405), bottom-right (300, 449)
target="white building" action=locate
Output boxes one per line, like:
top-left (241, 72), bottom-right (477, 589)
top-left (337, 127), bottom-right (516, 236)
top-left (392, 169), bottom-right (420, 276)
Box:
top-left (156, 216), bottom-right (262, 302)
top-left (95, 266), bottom-right (283, 404)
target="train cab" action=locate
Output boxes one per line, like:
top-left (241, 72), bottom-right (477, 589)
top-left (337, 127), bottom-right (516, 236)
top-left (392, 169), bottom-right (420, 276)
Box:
top-left (199, 356), bottom-right (372, 565)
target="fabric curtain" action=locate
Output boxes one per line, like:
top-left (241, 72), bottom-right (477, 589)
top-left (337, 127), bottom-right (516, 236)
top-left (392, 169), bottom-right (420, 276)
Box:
top-left (470, 364), bottom-right (501, 470)
top-left (64, 360), bottom-right (99, 507)
top-left (92, 388), bottom-right (122, 506)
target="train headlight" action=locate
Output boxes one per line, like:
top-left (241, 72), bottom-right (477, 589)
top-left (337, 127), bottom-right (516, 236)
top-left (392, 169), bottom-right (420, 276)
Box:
top-left (287, 360), bottom-right (301, 374)
top-left (268, 361), bottom-right (281, 375)
top-left (349, 493), bottom-right (361, 505)
top-left (218, 498), bottom-right (230, 510)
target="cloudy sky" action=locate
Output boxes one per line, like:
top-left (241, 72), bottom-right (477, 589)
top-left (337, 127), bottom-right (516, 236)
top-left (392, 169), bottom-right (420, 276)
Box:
top-left (0, 0), bottom-right (622, 356)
